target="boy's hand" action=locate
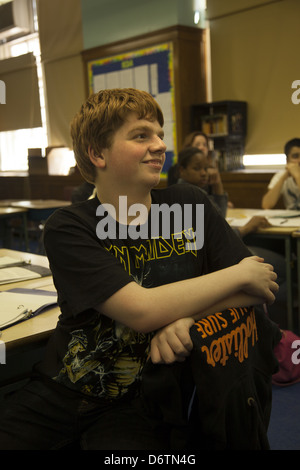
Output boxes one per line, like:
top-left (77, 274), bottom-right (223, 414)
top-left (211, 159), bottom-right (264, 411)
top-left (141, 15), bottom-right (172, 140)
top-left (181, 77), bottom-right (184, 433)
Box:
top-left (238, 256), bottom-right (279, 304)
top-left (207, 168), bottom-right (224, 195)
top-left (150, 317), bottom-right (194, 364)
top-left (286, 162), bottom-right (300, 184)
top-left (207, 167), bottom-right (221, 185)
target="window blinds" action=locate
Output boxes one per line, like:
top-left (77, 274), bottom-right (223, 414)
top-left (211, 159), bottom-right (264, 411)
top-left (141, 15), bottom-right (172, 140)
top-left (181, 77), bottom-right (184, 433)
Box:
top-left (0, 52), bottom-right (41, 132)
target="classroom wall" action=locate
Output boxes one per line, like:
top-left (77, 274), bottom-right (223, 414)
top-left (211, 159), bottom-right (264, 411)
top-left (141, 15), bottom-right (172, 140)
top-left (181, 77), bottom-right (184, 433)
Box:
top-left (207, 0), bottom-right (300, 155)
top-left (81, 0), bottom-right (300, 157)
top-left (38, 0), bottom-right (201, 148)
top-left (80, 0), bottom-right (198, 50)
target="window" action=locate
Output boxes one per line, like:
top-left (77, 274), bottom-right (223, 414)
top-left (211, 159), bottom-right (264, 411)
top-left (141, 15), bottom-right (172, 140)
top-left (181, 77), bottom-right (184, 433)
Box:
top-left (243, 154), bottom-right (285, 170)
top-left (0, 1), bottom-right (47, 171)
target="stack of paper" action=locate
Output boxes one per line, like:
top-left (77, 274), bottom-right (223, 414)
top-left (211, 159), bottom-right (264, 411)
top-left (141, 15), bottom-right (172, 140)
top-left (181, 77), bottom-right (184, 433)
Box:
top-left (227, 210), bottom-right (300, 228)
top-left (0, 288), bottom-right (57, 329)
top-left (0, 256), bottom-right (27, 268)
top-left (0, 267), bottom-right (42, 284)
top-left (255, 210), bottom-right (300, 227)
top-left (0, 255), bottom-right (51, 284)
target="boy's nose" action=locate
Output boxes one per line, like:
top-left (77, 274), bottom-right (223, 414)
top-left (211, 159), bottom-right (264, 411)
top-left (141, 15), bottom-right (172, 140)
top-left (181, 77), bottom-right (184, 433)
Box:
top-left (151, 136), bottom-right (167, 153)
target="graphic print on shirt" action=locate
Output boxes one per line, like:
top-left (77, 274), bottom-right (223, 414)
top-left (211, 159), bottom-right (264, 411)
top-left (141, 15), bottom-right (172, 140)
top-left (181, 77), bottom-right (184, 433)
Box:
top-left (191, 307), bottom-right (258, 368)
top-left (53, 230), bottom-right (200, 399)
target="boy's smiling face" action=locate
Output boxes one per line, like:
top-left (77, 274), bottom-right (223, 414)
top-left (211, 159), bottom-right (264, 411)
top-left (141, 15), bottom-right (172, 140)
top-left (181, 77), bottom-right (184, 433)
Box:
top-left (100, 113), bottom-right (166, 191)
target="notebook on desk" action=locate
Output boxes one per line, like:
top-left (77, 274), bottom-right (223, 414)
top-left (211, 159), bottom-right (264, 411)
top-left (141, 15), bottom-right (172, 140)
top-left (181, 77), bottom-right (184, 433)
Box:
top-left (0, 256), bottom-right (51, 284)
top-left (0, 288), bottom-right (58, 330)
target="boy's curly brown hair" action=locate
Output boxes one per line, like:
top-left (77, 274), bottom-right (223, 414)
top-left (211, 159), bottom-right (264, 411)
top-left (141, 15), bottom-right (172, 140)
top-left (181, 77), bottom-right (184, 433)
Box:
top-left (70, 88), bottom-right (164, 183)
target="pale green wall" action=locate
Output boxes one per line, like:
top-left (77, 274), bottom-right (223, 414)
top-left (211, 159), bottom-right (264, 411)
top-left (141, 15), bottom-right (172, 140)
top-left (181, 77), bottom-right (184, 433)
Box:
top-left (81, 0), bottom-right (198, 50)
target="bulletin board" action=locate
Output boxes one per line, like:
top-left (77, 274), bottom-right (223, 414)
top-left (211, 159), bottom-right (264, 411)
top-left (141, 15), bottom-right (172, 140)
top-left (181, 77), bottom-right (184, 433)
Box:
top-left (86, 42), bottom-right (176, 178)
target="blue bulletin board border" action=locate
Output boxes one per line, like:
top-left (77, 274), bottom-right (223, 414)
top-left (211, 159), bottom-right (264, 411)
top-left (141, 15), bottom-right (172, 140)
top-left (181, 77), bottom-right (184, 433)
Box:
top-left (87, 42), bottom-right (177, 179)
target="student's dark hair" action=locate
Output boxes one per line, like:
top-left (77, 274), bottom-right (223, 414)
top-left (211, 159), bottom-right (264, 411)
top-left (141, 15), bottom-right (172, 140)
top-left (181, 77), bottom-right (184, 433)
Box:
top-left (284, 138), bottom-right (300, 157)
top-left (178, 147), bottom-right (205, 168)
top-left (168, 147), bottom-right (204, 186)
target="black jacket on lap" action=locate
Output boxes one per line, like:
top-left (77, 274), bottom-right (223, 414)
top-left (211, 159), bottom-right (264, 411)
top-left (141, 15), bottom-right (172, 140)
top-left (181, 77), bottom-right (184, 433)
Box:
top-left (138, 305), bottom-right (281, 450)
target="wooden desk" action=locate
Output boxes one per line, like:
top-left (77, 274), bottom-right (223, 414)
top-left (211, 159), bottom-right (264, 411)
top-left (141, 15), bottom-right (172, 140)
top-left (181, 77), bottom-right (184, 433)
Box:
top-left (0, 249), bottom-right (59, 351)
top-left (0, 249), bottom-right (60, 391)
top-left (6, 199), bottom-right (70, 210)
top-left (0, 199), bottom-right (70, 220)
top-left (0, 199), bottom-right (70, 209)
top-left (227, 208), bottom-right (298, 331)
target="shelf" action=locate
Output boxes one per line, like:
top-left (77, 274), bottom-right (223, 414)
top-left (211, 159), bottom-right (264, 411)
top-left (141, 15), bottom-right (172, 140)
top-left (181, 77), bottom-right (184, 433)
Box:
top-left (191, 100), bottom-right (247, 171)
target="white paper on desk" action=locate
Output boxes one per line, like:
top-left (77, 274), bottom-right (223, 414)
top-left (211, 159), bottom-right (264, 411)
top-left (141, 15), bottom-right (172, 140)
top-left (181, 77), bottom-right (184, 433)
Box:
top-left (0, 256), bottom-right (26, 268)
top-left (253, 209), bottom-right (300, 226)
top-left (226, 217), bottom-right (252, 227)
top-left (254, 209), bottom-right (300, 219)
top-left (267, 217), bottom-right (300, 227)
top-left (0, 289), bottom-right (57, 329)
top-left (0, 266), bottom-right (41, 284)
top-left (227, 215), bottom-right (300, 228)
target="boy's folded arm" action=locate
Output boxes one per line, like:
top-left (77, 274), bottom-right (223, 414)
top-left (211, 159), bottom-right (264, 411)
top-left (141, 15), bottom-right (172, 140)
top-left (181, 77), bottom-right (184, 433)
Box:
top-left (97, 258), bottom-right (278, 333)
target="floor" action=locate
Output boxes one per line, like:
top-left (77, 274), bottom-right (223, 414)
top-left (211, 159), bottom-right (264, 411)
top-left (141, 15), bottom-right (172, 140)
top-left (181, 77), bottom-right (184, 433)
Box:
top-left (268, 382), bottom-right (300, 450)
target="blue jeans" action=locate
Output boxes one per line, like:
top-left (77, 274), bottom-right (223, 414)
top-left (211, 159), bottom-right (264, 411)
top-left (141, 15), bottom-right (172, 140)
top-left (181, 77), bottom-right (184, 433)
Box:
top-left (0, 379), bottom-right (169, 450)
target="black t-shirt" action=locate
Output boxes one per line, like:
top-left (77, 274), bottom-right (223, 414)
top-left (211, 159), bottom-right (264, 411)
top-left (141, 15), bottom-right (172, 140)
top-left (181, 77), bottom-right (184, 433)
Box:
top-left (40, 184), bottom-right (250, 400)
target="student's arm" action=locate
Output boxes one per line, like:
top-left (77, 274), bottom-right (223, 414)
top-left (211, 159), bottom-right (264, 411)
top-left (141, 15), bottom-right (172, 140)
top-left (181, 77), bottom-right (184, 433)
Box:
top-left (149, 291), bottom-right (264, 363)
top-left (262, 171), bottom-right (289, 209)
top-left (98, 256), bottom-right (278, 334)
top-left (207, 168), bottom-right (225, 195)
top-left (236, 216), bottom-right (271, 238)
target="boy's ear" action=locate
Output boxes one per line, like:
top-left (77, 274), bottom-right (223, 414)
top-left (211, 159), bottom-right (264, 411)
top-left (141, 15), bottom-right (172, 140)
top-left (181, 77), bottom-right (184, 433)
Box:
top-left (88, 145), bottom-right (106, 169)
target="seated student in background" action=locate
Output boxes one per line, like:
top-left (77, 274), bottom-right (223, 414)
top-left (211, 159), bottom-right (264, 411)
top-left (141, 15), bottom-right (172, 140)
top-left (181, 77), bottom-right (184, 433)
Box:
top-left (262, 138), bottom-right (300, 210)
top-left (176, 146), bottom-right (228, 217)
top-left (176, 146), bottom-right (287, 302)
top-left (0, 88), bottom-right (279, 450)
top-left (182, 130), bottom-right (211, 157)
top-left (182, 131), bottom-right (225, 195)
top-left (169, 130), bottom-right (233, 207)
